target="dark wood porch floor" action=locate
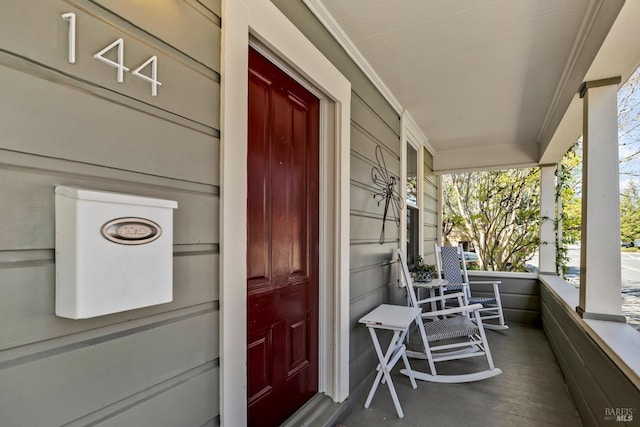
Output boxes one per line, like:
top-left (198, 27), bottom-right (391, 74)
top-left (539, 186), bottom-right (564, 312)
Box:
top-left (337, 325), bottom-right (582, 427)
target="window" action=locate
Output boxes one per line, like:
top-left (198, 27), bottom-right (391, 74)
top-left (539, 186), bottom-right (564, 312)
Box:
top-left (406, 143), bottom-right (419, 267)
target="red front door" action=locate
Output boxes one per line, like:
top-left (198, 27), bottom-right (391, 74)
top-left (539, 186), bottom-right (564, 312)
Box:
top-left (246, 47), bottom-right (320, 427)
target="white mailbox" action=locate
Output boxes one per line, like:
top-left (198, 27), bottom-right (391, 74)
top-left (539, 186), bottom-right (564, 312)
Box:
top-left (55, 186), bottom-right (178, 319)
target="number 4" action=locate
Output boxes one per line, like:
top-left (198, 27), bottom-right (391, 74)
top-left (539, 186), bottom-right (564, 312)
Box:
top-left (132, 56), bottom-right (162, 97)
top-left (93, 38), bottom-right (129, 83)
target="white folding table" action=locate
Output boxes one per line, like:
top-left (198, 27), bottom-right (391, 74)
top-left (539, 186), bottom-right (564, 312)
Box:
top-left (359, 304), bottom-right (420, 418)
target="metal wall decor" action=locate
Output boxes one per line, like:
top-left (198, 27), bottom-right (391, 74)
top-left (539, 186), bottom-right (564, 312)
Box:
top-left (371, 145), bottom-right (403, 244)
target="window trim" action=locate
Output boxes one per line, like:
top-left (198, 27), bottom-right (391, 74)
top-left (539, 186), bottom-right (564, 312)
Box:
top-left (400, 111), bottom-right (431, 259)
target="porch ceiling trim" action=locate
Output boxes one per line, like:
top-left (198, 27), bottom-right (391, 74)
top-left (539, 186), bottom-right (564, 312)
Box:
top-left (536, 0), bottom-right (617, 147)
top-left (542, 0), bottom-right (638, 163)
top-left (306, 0), bottom-right (632, 172)
top-left (434, 142), bottom-right (539, 174)
top-left (402, 110), bottom-right (435, 156)
top-left (578, 76), bottom-right (622, 99)
top-left (303, 0), bottom-right (402, 114)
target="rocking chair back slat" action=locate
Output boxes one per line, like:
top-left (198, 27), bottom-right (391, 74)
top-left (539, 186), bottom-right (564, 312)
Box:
top-left (435, 244), bottom-right (509, 330)
top-left (440, 246), bottom-right (465, 284)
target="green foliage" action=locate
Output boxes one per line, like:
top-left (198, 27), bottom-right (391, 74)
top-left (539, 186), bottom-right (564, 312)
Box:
top-left (441, 67), bottom-right (640, 276)
top-left (410, 255), bottom-right (436, 274)
top-left (556, 141), bottom-right (582, 275)
top-left (407, 176), bottom-right (418, 205)
top-left (620, 181), bottom-right (640, 242)
top-left (443, 168), bottom-right (541, 271)
top-left (409, 255), bottom-right (436, 282)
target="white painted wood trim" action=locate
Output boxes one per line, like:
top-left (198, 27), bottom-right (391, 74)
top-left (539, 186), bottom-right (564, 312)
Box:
top-left (539, 166), bottom-right (557, 274)
top-left (399, 131), bottom-right (407, 260)
top-left (401, 110), bottom-right (430, 256)
top-left (470, 270), bottom-right (538, 280)
top-left (302, 0), bottom-right (403, 115)
top-left (434, 143), bottom-right (539, 174)
top-left (417, 142), bottom-right (425, 257)
top-left (220, 1), bottom-right (249, 425)
top-left (536, 0), bottom-right (603, 145)
top-left (402, 110), bottom-right (435, 154)
top-left (579, 82), bottom-right (622, 317)
top-left (436, 175), bottom-right (443, 246)
top-left (221, 0), bottom-right (351, 424)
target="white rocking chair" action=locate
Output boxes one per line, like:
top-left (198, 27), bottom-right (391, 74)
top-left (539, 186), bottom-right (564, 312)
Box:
top-left (397, 249), bottom-right (502, 383)
top-left (435, 244), bottom-right (508, 330)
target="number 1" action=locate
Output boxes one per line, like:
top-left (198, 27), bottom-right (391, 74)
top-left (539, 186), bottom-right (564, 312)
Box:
top-left (61, 12), bottom-right (76, 64)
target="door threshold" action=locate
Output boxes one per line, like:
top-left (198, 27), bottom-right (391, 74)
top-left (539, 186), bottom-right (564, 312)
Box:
top-left (280, 393), bottom-right (350, 427)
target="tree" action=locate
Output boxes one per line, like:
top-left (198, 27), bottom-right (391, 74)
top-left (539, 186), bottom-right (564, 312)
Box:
top-left (442, 67), bottom-right (639, 275)
top-left (443, 168), bottom-right (540, 271)
top-left (620, 181), bottom-right (640, 242)
top-left (618, 67), bottom-right (640, 179)
top-left (556, 141), bottom-right (582, 274)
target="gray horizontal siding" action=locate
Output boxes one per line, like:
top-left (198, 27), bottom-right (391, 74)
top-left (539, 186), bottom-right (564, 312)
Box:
top-left (350, 242), bottom-right (399, 272)
top-left (0, 0), bottom-right (221, 424)
top-left (468, 273), bottom-right (541, 326)
top-left (198, 0), bottom-right (221, 18)
top-left (351, 94), bottom-right (399, 150)
top-left (541, 283), bottom-right (640, 427)
top-left (0, 249), bottom-right (217, 351)
top-left (0, 61), bottom-right (218, 185)
top-left (351, 214), bottom-right (399, 243)
top-left (0, 156), bottom-right (219, 251)
top-left (92, 0), bottom-right (222, 71)
top-left (1, 0), bottom-right (219, 128)
top-left (0, 309), bottom-right (218, 426)
top-left (55, 365), bottom-right (220, 426)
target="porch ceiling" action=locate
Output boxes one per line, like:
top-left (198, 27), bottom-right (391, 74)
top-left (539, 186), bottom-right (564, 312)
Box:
top-left (312, 0), bottom-right (631, 172)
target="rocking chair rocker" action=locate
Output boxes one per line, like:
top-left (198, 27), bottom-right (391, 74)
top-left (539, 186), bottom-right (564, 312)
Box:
top-left (397, 249), bottom-right (502, 383)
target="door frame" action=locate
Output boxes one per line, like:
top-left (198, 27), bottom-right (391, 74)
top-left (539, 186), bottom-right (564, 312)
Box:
top-left (220, 1), bottom-right (351, 425)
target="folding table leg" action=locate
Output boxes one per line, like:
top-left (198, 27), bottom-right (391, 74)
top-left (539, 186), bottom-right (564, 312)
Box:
top-left (363, 329), bottom-right (405, 418)
top-left (397, 327), bottom-right (417, 389)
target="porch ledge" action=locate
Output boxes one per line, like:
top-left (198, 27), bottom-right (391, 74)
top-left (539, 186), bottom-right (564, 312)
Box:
top-left (469, 270), bottom-right (538, 280)
top-left (539, 273), bottom-right (640, 390)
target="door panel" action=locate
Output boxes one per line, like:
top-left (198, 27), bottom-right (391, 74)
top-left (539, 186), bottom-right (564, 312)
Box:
top-left (247, 72), bottom-right (271, 291)
top-left (247, 47), bottom-right (319, 427)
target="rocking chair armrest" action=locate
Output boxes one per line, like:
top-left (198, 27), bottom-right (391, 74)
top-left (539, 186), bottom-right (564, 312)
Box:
top-left (416, 291), bottom-right (466, 305)
top-left (420, 303), bottom-right (483, 318)
top-left (441, 282), bottom-right (470, 289)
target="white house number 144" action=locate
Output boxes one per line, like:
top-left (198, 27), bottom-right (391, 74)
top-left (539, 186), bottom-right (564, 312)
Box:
top-left (61, 12), bottom-right (162, 96)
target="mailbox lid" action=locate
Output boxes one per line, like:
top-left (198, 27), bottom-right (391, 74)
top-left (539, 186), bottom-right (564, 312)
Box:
top-left (55, 186), bottom-right (178, 209)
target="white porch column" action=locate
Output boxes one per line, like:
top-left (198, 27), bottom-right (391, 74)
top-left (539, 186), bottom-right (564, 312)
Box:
top-left (556, 162), bottom-right (563, 276)
top-left (539, 166), bottom-right (557, 274)
top-left (577, 77), bottom-right (626, 322)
